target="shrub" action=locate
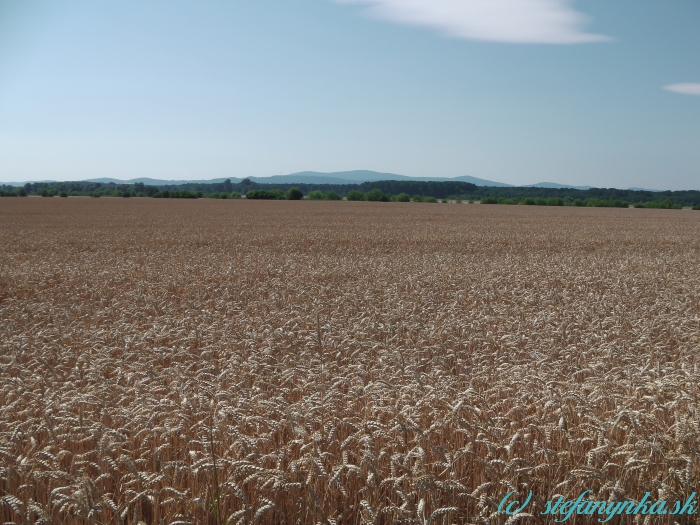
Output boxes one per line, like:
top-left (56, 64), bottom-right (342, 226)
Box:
top-left (440, 199), bottom-right (449, 203)
top-left (204, 192), bottom-right (230, 199)
top-left (411, 195), bottom-right (423, 202)
top-left (522, 197), bottom-right (536, 205)
top-left (394, 193), bottom-right (411, 202)
top-left (500, 198), bottom-right (519, 205)
top-left (324, 191), bottom-right (342, 200)
top-left (175, 190), bottom-right (199, 199)
top-left (58, 192), bottom-right (68, 198)
top-left (365, 189), bottom-right (387, 202)
top-left (307, 191), bottom-right (325, 200)
top-left (546, 197), bottom-right (564, 206)
top-left (455, 198), bottom-right (462, 204)
top-left (230, 192), bottom-right (242, 199)
top-left (423, 196), bottom-right (438, 203)
top-left (347, 190), bottom-right (365, 201)
top-left (480, 197), bottom-right (498, 204)
top-left (693, 204), bottom-right (700, 210)
top-left (245, 190), bottom-right (284, 200)
top-left (286, 187), bottom-right (303, 200)
top-left (584, 198), bottom-right (629, 208)
top-left (633, 200), bottom-right (682, 209)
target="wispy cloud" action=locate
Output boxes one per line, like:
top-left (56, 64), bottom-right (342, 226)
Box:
top-left (335, 0), bottom-right (610, 44)
top-left (664, 83), bottom-right (700, 96)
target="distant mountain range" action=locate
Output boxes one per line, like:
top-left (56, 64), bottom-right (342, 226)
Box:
top-left (76, 171), bottom-right (517, 187)
top-left (2, 170), bottom-right (662, 191)
top-left (522, 182), bottom-right (591, 190)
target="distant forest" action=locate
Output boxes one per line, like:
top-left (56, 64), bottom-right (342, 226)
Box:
top-left (2, 179), bottom-right (700, 206)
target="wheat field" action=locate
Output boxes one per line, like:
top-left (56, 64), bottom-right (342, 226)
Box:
top-left (1, 198), bottom-right (699, 524)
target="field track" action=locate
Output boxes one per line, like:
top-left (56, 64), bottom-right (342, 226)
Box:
top-left (2, 198), bottom-right (700, 524)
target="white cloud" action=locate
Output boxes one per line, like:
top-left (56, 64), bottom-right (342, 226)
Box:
top-left (335, 0), bottom-right (610, 44)
top-left (664, 83), bottom-right (700, 96)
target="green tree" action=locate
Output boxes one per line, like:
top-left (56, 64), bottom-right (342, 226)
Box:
top-left (324, 190), bottom-right (342, 200)
top-left (365, 188), bottom-right (386, 201)
top-left (307, 190), bottom-right (325, 200)
top-left (395, 193), bottom-right (410, 202)
top-left (285, 187), bottom-right (304, 200)
top-left (546, 197), bottom-right (564, 206)
top-left (347, 190), bottom-right (365, 201)
top-left (411, 194), bottom-right (423, 202)
top-left (246, 189), bottom-right (284, 200)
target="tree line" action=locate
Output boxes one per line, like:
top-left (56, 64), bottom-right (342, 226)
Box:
top-left (2, 179), bottom-right (700, 207)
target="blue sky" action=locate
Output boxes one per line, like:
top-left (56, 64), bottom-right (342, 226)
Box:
top-left (0, 0), bottom-right (698, 189)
